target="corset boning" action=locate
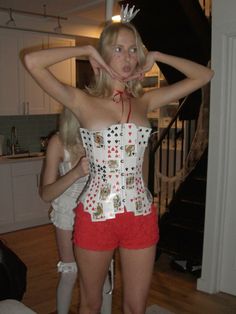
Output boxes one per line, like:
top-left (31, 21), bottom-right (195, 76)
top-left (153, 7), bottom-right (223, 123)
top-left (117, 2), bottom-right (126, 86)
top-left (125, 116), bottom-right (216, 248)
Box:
top-left (79, 123), bottom-right (153, 221)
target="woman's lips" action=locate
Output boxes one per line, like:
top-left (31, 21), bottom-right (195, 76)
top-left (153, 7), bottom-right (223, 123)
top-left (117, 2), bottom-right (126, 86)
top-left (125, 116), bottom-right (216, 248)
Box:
top-left (122, 65), bottom-right (131, 73)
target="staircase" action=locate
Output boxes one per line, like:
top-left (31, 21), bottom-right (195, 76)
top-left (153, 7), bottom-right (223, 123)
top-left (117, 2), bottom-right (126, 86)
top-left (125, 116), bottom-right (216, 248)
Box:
top-left (157, 147), bottom-right (208, 270)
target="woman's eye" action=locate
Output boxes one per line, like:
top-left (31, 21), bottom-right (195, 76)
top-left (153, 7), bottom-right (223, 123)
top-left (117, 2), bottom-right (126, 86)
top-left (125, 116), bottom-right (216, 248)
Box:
top-left (114, 46), bottom-right (121, 53)
top-left (130, 47), bottom-right (137, 53)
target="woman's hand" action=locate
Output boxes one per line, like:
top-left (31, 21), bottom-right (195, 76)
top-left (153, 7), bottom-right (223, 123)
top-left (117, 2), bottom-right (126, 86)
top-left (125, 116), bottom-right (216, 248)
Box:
top-left (73, 156), bottom-right (89, 178)
top-left (138, 51), bottom-right (158, 74)
top-left (87, 46), bottom-right (121, 80)
top-left (123, 51), bottom-right (158, 82)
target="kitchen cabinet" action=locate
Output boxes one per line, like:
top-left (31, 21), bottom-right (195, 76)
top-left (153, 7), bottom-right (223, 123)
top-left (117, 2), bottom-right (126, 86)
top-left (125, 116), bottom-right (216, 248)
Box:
top-left (0, 159), bottom-right (50, 233)
top-left (0, 28), bottom-right (21, 115)
top-left (19, 32), bottom-right (50, 114)
top-left (48, 35), bottom-right (76, 113)
top-left (0, 164), bottom-right (14, 227)
top-left (0, 28), bottom-right (75, 116)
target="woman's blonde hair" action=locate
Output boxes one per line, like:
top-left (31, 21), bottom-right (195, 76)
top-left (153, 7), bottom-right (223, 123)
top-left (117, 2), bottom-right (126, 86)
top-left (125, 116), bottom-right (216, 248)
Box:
top-left (59, 107), bottom-right (84, 159)
top-left (87, 22), bottom-right (146, 98)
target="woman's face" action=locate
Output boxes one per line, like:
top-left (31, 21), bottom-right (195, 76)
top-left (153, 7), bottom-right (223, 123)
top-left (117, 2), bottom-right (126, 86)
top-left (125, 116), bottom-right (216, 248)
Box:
top-left (109, 28), bottom-right (139, 79)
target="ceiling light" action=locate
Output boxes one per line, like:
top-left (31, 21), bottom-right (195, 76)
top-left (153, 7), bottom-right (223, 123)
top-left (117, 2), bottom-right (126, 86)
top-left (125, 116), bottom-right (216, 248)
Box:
top-left (112, 15), bottom-right (121, 22)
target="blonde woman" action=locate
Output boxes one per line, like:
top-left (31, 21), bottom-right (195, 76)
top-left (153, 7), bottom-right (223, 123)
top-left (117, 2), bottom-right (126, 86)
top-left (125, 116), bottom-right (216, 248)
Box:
top-left (40, 108), bottom-right (89, 314)
top-left (24, 8), bottom-right (213, 313)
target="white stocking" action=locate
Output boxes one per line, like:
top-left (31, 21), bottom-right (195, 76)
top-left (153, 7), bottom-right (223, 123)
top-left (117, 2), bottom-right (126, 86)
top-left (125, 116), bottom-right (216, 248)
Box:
top-left (57, 261), bottom-right (78, 314)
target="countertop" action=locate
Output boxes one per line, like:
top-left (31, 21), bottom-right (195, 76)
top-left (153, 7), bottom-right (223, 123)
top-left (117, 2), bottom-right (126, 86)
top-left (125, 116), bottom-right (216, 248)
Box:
top-left (0, 152), bottom-right (45, 164)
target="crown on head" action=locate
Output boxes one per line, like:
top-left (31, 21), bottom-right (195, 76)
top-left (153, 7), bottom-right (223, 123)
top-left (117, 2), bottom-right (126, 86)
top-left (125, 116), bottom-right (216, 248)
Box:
top-left (120, 4), bottom-right (140, 23)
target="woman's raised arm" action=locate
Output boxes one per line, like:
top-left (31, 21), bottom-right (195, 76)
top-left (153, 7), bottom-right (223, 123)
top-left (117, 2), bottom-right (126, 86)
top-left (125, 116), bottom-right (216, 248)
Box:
top-left (24, 45), bottom-right (117, 112)
top-left (141, 51), bottom-right (214, 112)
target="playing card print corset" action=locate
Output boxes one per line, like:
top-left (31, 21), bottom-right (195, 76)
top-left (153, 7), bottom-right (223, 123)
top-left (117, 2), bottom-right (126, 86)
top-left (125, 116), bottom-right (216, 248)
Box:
top-left (79, 123), bottom-right (153, 222)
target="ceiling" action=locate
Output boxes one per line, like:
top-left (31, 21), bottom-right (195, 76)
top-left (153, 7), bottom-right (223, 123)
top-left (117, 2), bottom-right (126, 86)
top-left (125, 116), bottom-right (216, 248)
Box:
top-left (0, 0), bottom-right (115, 26)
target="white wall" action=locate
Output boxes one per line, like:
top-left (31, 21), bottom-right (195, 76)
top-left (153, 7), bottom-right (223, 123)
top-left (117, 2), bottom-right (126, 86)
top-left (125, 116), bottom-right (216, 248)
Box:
top-left (197, 0), bottom-right (236, 296)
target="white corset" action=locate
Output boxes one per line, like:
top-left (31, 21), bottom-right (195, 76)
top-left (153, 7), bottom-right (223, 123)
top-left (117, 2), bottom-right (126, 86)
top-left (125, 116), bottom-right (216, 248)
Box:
top-left (79, 123), bottom-right (153, 222)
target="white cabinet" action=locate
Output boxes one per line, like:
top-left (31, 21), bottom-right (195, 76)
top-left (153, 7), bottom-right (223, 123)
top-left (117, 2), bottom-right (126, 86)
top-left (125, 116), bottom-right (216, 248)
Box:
top-left (19, 32), bottom-right (50, 114)
top-left (11, 160), bottom-right (49, 224)
top-left (0, 164), bottom-right (14, 227)
top-left (0, 29), bottom-right (21, 115)
top-left (0, 159), bottom-right (50, 233)
top-left (48, 35), bottom-right (76, 114)
top-left (0, 29), bottom-right (75, 116)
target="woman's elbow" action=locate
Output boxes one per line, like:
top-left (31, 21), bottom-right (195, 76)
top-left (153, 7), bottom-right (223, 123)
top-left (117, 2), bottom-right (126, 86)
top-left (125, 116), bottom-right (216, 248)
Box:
top-left (24, 53), bottom-right (37, 71)
top-left (208, 68), bottom-right (214, 80)
top-left (39, 187), bottom-right (51, 203)
top-left (203, 68), bottom-right (214, 84)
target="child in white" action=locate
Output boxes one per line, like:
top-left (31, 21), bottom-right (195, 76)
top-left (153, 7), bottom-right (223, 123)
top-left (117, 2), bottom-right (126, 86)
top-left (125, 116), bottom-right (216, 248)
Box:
top-left (40, 108), bottom-right (89, 314)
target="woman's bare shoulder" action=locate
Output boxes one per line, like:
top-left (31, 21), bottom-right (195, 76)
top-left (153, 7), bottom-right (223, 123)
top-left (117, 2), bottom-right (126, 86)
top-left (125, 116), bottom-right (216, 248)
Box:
top-left (48, 133), bottom-right (61, 147)
top-left (70, 87), bottom-right (99, 113)
top-left (46, 133), bottom-right (64, 159)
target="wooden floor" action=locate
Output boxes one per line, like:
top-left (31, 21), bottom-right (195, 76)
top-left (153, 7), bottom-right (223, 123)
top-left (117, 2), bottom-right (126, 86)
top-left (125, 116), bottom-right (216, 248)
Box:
top-left (1, 224), bottom-right (236, 314)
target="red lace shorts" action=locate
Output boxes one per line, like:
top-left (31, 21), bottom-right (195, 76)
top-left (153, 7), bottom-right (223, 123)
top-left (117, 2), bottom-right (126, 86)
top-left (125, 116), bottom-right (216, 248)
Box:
top-left (73, 203), bottom-right (159, 250)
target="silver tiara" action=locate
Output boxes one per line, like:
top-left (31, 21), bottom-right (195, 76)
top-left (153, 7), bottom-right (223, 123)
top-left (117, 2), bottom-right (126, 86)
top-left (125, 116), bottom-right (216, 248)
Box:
top-left (120, 4), bottom-right (140, 23)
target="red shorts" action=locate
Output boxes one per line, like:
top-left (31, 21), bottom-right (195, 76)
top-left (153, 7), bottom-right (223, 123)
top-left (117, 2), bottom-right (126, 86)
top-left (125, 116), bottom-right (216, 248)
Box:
top-left (73, 203), bottom-right (159, 251)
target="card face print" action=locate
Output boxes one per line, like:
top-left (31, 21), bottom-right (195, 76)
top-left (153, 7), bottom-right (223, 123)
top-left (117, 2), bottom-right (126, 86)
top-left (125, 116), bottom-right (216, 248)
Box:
top-left (125, 144), bottom-right (135, 157)
top-left (113, 194), bottom-right (122, 212)
top-left (92, 201), bottom-right (116, 221)
top-left (126, 175), bottom-right (135, 189)
top-left (107, 159), bottom-right (119, 173)
top-left (92, 202), bottom-right (106, 221)
top-left (93, 132), bottom-right (104, 148)
top-left (135, 198), bottom-right (143, 215)
top-left (99, 184), bottom-right (111, 201)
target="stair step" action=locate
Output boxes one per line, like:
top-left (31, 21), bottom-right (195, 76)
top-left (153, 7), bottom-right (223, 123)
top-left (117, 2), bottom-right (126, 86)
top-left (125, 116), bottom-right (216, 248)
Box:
top-left (168, 221), bottom-right (204, 233)
top-left (180, 198), bottom-right (205, 207)
top-left (193, 175), bottom-right (206, 182)
top-left (176, 178), bottom-right (206, 204)
top-left (160, 214), bottom-right (204, 232)
top-left (168, 200), bottom-right (205, 222)
top-left (157, 224), bottom-right (204, 263)
top-left (191, 163), bottom-right (207, 178)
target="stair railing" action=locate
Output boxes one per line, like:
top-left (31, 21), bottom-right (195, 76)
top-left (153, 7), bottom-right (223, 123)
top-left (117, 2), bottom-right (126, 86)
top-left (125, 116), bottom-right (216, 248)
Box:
top-left (148, 96), bottom-right (197, 215)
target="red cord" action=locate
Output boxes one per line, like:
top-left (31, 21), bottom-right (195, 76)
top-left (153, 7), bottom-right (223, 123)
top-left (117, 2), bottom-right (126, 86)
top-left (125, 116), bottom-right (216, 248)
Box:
top-left (112, 90), bottom-right (132, 123)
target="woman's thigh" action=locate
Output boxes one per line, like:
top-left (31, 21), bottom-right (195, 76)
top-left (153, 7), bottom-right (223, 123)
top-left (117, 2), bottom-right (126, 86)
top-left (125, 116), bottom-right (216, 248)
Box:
top-left (119, 245), bottom-right (156, 311)
top-left (75, 247), bottom-right (114, 303)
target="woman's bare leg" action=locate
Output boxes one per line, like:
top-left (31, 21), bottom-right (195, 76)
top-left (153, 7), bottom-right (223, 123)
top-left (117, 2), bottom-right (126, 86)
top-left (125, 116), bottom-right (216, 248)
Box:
top-left (56, 228), bottom-right (75, 262)
top-left (120, 245), bottom-right (156, 314)
top-left (75, 247), bottom-right (114, 314)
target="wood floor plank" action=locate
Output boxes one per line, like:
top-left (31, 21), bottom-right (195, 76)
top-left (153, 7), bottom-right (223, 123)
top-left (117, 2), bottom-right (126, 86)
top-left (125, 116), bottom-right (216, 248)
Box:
top-left (1, 224), bottom-right (236, 313)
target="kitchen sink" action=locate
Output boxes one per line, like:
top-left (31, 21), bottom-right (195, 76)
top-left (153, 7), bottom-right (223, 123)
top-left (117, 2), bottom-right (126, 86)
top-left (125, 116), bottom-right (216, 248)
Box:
top-left (6, 152), bottom-right (45, 159)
